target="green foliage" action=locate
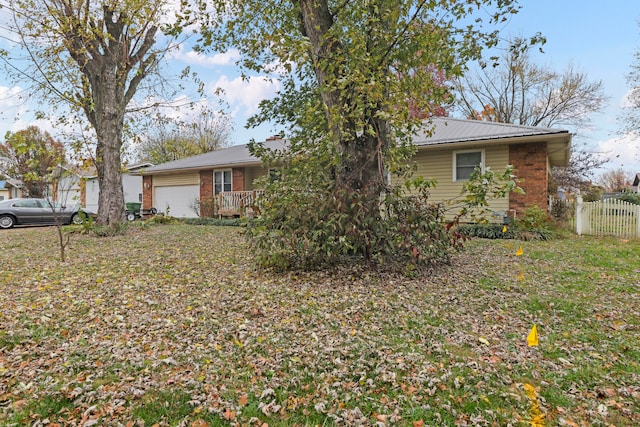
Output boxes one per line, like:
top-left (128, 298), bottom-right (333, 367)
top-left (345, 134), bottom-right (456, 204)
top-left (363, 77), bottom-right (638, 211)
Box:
top-left (0, 127), bottom-right (65, 197)
top-left (581, 185), bottom-right (604, 202)
top-left (515, 205), bottom-right (551, 230)
top-left (181, 217), bottom-right (242, 226)
top-left (617, 192), bottom-right (640, 205)
top-left (457, 223), bottom-right (554, 241)
top-left (457, 165), bottom-right (524, 221)
top-left (145, 214), bottom-right (179, 225)
top-left (247, 177), bottom-right (463, 272)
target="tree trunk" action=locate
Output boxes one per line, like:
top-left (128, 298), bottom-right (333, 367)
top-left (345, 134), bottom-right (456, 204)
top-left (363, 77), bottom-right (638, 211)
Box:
top-left (91, 71), bottom-right (127, 225)
top-left (298, 0), bottom-right (387, 196)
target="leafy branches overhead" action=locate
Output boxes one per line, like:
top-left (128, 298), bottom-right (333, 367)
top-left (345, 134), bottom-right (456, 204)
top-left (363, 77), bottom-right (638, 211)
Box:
top-left (0, 126), bottom-right (65, 198)
top-left (1, 0), bottom-right (182, 225)
top-left (185, 0), bottom-right (524, 269)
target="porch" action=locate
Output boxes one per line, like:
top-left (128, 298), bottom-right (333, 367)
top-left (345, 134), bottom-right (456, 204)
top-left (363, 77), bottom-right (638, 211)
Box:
top-left (216, 190), bottom-right (264, 217)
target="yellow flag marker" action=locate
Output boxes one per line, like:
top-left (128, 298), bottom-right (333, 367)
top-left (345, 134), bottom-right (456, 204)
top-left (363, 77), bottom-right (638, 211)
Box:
top-left (527, 324), bottom-right (539, 347)
top-left (502, 225), bottom-right (507, 233)
top-left (516, 245), bottom-right (524, 256)
top-left (518, 271), bottom-right (525, 282)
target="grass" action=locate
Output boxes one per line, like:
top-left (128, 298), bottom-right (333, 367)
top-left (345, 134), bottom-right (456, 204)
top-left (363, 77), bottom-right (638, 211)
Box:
top-left (0, 225), bottom-right (639, 426)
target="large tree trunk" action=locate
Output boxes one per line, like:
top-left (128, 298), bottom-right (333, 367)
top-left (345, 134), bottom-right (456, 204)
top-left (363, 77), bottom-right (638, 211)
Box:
top-left (298, 0), bottom-right (387, 195)
top-left (91, 71), bottom-right (127, 225)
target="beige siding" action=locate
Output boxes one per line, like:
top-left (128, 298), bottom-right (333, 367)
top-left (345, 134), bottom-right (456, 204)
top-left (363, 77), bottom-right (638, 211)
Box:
top-left (396, 145), bottom-right (510, 222)
top-left (153, 173), bottom-right (200, 187)
top-left (245, 166), bottom-right (268, 190)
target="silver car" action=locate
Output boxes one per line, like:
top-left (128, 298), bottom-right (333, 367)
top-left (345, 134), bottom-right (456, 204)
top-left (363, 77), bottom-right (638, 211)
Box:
top-left (0, 198), bottom-right (95, 229)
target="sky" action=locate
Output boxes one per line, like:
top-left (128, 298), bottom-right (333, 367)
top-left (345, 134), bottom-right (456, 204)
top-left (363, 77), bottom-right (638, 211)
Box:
top-left (0, 1), bottom-right (639, 177)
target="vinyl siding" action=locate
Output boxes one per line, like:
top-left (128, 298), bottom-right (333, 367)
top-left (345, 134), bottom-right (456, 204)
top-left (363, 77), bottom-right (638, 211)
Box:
top-left (153, 173), bottom-right (200, 187)
top-left (398, 145), bottom-right (510, 222)
top-left (245, 166), bottom-right (268, 190)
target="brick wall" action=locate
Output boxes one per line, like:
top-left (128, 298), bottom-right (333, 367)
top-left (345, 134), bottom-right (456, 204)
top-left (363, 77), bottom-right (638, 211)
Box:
top-left (232, 168), bottom-right (245, 192)
top-left (509, 142), bottom-right (548, 215)
top-left (200, 170), bottom-right (213, 201)
top-left (142, 176), bottom-right (153, 210)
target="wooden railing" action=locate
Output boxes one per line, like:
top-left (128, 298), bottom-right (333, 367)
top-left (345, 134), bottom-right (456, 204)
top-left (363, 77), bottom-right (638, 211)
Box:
top-left (217, 190), bottom-right (264, 217)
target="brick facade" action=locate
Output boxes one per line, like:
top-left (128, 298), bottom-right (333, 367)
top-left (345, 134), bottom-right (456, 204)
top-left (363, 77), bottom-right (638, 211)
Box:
top-left (200, 170), bottom-right (213, 201)
top-left (509, 142), bottom-right (548, 215)
top-left (232, 168), bottom-right (245, 191)
top-left (142, 175), bottom-right (153, 210)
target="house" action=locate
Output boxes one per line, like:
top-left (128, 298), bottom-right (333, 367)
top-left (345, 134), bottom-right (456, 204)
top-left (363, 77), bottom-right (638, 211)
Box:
top-left (631, 173), bottom-right (640, 193)
top-left (140, 118), bottom-right (571, 220)
top-left (83, 162), bottom-right (152, 212)
top-left (0, 178), bottom-right (24, 200)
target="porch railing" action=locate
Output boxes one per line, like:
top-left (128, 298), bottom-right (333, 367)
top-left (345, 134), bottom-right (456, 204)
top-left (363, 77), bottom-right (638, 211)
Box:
top-left (217, 190), bottom-right (264, 217)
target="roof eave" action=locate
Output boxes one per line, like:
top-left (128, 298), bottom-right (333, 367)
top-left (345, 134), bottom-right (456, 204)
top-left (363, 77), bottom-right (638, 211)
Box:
top-left (142, 160), bottom-right (263, 175)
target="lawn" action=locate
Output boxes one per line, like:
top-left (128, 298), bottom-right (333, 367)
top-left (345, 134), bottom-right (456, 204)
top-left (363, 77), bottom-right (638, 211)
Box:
top-left (1, 225), bottom-right (639, 426)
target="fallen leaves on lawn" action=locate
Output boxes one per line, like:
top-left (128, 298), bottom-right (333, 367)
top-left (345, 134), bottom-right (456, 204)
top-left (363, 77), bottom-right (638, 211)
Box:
top-left (0, 226), bottom-right (639, 426)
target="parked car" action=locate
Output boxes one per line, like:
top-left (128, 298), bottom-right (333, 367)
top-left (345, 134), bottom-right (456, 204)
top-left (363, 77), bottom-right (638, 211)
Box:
top-left (0, 198), bottom-right (96, 229)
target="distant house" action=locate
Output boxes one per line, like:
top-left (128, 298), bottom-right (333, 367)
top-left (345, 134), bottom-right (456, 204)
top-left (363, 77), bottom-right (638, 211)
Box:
top-left (632, 173), bottom-right (640, 193)
top-left (141, 118), bottom-right (571, 220)
top-left (0, 178), bottom-right (24, 200)
top-left (83, 162), bottom-right (152, 212)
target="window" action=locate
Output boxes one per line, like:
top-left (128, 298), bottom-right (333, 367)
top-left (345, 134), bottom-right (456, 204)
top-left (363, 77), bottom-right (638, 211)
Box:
top-left (214, 170), bottom-right (232, 194)
top-left (454, 150), bottom-right (484, 181)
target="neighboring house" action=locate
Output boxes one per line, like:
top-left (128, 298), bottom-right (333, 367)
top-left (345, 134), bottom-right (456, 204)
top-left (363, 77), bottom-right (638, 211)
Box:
top-left (141, 118), bottom-right (571, 220)
top-left (0, 178), bottom-right (24, 200)
top-left (631, 173), bottom-right (640, 193)
top-left (83, 162), bottom-right (152, 212)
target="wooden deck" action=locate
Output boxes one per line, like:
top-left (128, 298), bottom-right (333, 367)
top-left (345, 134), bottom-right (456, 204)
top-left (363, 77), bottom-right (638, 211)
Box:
top-left (217, 190), bottom-right (264, 217)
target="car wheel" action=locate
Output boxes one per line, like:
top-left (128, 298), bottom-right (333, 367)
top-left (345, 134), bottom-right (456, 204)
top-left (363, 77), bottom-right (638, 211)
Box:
top-left (71, 213), bottom-right (85, 225)
top-left (127, 212), bottom-right (136, 221)
top-left (0, 215), bottom-right (15, 229)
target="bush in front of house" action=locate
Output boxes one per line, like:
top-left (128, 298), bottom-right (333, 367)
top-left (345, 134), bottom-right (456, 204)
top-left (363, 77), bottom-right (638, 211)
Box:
top-left (180, 217), bottom-right (242, 226)
top-left (458, 205), bottom-right (556, 241)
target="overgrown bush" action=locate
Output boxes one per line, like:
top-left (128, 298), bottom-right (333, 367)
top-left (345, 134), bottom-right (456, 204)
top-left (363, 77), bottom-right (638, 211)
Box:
top-left (247, 178), bottom-right (463, 271)
top-left (617, 192), bottom-right (640, 205)
top-left (515, 205), bottom-right (551, 230)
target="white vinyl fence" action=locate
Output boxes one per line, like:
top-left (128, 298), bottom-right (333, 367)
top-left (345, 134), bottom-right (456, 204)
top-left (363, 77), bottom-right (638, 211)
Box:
top-left (576, 197), bottom-right (640, 239)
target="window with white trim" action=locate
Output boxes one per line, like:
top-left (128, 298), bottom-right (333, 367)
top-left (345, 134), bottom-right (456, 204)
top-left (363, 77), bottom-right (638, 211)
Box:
top-left (453, 150), bottom-right (484, 181)
top-left (214, 170), bottom-right (232, 194)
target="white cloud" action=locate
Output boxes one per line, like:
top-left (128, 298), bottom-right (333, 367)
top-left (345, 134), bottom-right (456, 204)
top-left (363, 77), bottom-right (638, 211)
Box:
top-left (169, 45), bottom-right (241, 67)
top-left (210, 75), bottom-right (280, 116)
top-left (597, 133), bottom-right (640, 172)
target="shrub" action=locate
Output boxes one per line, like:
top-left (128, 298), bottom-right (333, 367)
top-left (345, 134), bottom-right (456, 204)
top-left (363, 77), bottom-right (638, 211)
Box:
top-left (247, 178), bottom-right (464, 272)
top-left (617, 192), bottom-right (640, 205)
top-left (181, 217), bottom-right (242, 226)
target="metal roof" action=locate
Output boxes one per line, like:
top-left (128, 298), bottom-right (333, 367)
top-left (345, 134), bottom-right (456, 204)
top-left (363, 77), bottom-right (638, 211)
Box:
top-left (142, 118), bottom-right (571, 174)
top-left (415, 117), bottom-right (570, 146)
top-left (143, 139), bottom-right (287, 174)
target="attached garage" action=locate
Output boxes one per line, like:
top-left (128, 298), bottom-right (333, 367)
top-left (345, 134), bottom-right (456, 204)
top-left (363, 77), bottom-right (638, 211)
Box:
top-left (153, 173), bottom-right (200, 218)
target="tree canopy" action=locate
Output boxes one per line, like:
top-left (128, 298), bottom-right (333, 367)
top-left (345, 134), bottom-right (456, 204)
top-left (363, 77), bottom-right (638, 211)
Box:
top-left (0, 126), bottom-right (65, 198)
top-left (1, 0), bottom-right (182, 224)
top-left (455, 38), bottom-right (609, 192)
top-left (179, 0), bottom-right (524, 269)
top-left (136, 107), bottom-right (232, 164)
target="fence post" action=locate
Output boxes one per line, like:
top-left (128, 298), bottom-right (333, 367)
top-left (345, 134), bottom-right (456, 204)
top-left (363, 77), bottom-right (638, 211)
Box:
top-left (575, 196), bottom-right (583, 236)
top-left (637, 204), bottom-right (640, 239)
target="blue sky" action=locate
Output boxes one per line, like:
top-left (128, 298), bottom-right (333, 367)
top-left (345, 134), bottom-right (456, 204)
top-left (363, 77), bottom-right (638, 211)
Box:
top-left (1, 1), bottom-right (639, 176)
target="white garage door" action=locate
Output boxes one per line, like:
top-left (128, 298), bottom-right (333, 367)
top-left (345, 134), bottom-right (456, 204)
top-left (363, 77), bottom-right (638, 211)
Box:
top-left (154, 185), bottom-right (200, 218)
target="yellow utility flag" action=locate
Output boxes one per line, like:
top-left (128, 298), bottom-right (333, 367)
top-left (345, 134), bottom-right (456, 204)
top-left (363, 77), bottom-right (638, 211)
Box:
top-left (516, 245), bottom-right (524, 256)
top-left (527, 324), bottom-right (539, 347)
top-left (502, 225), bottom-right (507, 233)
